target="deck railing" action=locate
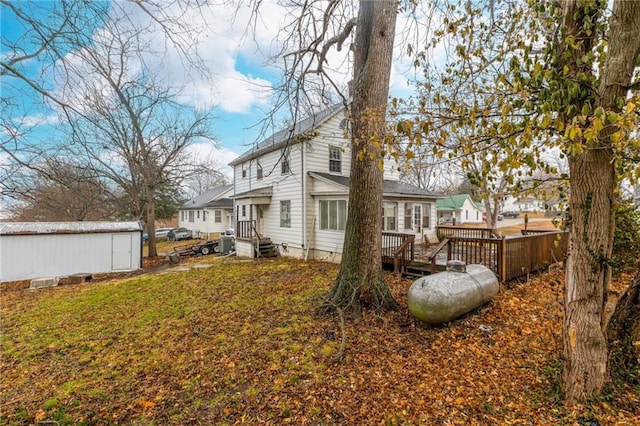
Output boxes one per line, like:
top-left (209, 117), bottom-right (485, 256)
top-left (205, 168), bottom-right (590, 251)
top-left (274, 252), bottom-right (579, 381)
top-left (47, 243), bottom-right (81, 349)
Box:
top-left (236, 220), bottom-right (256, 240)
top-left (382, 232), bottom-right (415, 273)
top-left (436, 225), bottom-right (496, 239)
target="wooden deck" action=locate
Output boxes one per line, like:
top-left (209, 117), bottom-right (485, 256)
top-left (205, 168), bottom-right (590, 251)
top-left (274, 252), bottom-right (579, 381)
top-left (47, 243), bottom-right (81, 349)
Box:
top-left (382, 228), bottom-right (568, 283)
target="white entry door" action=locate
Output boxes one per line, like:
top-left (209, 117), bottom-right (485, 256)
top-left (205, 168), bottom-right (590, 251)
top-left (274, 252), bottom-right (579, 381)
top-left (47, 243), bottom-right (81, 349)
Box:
top-left (413, 204), bottom-right (422, 234)
top-left (112, 234), bottom-right (132, 271)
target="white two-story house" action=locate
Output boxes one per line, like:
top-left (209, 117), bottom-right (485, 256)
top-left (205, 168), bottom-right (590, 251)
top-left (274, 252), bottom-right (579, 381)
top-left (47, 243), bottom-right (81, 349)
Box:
top-left (229, 105), bottom-right (443, 261)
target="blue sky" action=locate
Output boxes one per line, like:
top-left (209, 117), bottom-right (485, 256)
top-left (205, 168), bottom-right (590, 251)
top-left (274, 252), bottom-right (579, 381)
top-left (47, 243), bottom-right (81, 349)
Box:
top-left (1, 1), bottom-right (428, 179)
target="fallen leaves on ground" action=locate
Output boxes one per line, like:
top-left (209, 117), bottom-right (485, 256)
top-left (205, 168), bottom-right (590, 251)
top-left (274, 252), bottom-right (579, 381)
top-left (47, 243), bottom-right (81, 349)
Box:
top-left (0, 257), bottom-right (637, 425)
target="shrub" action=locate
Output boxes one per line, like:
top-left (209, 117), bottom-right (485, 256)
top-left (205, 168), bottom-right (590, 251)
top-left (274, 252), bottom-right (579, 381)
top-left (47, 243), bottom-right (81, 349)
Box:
top-left (612, 198), bottom-right (640, 273)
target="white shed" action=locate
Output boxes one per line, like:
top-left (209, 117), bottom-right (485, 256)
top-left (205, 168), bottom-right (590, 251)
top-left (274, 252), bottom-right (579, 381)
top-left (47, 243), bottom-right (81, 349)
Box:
top-left (0, 221), bottom-right (143, 282)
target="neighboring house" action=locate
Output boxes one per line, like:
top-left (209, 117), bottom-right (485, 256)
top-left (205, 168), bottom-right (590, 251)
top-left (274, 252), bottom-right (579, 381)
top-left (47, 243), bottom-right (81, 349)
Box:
top-left (229, 105), bottom-right (443, 261)
top-left (436, 194), bottom-right (484, 225)
top-left (500, 196), bottom-right (546, 213)
top-left (177, 184), bottom-right (234, 239)
top-left (0, 221), bottom-right (143, 282)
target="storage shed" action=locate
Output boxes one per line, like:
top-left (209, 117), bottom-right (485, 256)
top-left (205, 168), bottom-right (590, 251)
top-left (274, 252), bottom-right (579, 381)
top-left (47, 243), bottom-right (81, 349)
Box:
top-left (0, 221), bottom-right (143, 282)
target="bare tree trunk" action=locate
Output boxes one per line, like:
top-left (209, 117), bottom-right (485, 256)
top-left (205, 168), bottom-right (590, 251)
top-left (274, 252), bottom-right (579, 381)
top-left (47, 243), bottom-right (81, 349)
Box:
top-left (146, 186), bottom-right (158, 258)
top-left (324, 0), bottom-right (399, 316)
top-left (561, 0), bottom-right (640, 403)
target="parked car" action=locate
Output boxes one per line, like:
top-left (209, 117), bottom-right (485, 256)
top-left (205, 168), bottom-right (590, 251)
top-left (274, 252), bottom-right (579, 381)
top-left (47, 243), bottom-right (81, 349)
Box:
top-left (167, 227), bottom-right (193, 241)
top-left (155, 227), bottom-right (173, 239)
top-left (502, 211), bottom-right (520, 218)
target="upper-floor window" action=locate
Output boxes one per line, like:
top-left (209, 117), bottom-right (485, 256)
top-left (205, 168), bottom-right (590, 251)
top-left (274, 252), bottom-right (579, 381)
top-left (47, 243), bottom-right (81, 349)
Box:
top-left (242, 164), bottom-right (247, 178)
top-left (281, 147), bottom-right (290, 174)
top-left (280, 201), bottom-right (291, 228)
top-left (257, 161), bottom-right (263, 180)
top-left (329, 146), bottom-right (341, 173)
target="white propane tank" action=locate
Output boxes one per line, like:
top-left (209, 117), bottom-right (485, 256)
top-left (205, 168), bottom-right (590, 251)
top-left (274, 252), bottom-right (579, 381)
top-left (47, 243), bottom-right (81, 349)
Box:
top-left (407, 262), bottom-right (499, 325)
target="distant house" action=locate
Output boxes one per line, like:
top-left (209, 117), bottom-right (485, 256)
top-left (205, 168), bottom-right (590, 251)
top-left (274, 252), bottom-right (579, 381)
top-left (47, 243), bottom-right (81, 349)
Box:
top-left (500, 196), bottom-right (545, 213)
top-left (229, 105), bottom-right (443, 261)
top-left (436, 194), bottom-right (484, 225)
top-left (0, 221), bottom-right (143, 282)
top-left (177, 184), bottom-right (233, 239)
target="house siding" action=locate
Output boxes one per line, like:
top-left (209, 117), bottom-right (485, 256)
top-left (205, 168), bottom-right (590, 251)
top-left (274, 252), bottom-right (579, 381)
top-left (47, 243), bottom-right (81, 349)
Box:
top-left (231, 107), bottom-right (442, 262)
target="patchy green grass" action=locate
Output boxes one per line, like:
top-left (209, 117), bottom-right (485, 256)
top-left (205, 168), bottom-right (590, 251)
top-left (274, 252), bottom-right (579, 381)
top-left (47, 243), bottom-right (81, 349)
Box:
top-left (1, 257), bottom-right (637, 425)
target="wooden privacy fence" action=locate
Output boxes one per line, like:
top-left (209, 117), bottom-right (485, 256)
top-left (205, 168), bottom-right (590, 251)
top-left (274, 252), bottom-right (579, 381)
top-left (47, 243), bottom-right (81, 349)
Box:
top-left (444, 230), bottom-right (568, 282)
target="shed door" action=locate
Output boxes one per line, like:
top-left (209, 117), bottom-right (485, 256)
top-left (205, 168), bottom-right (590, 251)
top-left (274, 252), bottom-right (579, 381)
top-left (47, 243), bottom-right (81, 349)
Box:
top-left (112, 234), bottom-right (132, 270)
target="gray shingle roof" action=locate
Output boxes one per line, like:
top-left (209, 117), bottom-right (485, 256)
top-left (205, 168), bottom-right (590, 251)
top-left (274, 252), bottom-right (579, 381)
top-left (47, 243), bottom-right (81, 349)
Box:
top-left (180, 184), bottom-right (233, 209)
top-left (229, 104), bottom-right (344, 166)
top-left (309, 172), bottom-right (443, 198)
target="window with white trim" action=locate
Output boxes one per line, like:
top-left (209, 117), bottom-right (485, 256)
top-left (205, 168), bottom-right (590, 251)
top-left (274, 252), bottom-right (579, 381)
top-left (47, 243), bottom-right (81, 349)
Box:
top-left (215, 210), bottom-right (222, 223)
top-left (382, 202), bottom-right (397, 231)
top-left (188, 211), bottom-right (194, 222)
top-left (329, 146), bottom-right (341, 173)
top-left (320, 200), bottom-right (347, 231)
top-left (257, 161), bottom-right (263, 179)
top-left (281, 148), bottom-right (290, 174)
top-left (280, 201), bottom-right (291, 228)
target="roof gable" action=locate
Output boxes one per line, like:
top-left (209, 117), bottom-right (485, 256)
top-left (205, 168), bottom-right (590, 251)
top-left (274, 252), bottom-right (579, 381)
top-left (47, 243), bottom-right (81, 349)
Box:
top-left (229, 104), bottom-right (345, 166)
top-left (436, 194), bottom-right (479, 210)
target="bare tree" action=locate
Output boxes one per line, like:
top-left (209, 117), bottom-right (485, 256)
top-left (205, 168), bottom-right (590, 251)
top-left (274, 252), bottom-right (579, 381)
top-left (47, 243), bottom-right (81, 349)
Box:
top-left (54, 11), bottom-right (216, 257)
top-left (5, 159), bottom-right (118, 221)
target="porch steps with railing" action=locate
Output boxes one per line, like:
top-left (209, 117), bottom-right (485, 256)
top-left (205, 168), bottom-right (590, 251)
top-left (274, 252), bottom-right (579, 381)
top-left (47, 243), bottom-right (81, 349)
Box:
top-left (256, 238), bottom-right (280, 258)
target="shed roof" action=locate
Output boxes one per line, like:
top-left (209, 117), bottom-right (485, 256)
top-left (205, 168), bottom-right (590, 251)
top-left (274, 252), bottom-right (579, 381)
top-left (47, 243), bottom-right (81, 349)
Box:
top-left (0, 221), bottom-right (143, 236)
top-left (229, 103), bottom-right (344, 166)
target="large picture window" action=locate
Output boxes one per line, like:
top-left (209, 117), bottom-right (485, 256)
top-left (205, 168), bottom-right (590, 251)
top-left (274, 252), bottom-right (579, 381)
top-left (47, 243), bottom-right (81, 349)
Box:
top-left (320, 200), bottom-right (347, 231)
top-left (329, 146), bottom-right (341, 173)
top-left (280, 201), bottom-right (291, 228)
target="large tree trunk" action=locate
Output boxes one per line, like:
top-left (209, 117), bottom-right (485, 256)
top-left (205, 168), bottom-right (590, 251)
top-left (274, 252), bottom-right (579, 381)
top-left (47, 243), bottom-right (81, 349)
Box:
top-left (324, 0), bottom-right (398, 316)
top-left (560, 0), bottom-right (640, 403)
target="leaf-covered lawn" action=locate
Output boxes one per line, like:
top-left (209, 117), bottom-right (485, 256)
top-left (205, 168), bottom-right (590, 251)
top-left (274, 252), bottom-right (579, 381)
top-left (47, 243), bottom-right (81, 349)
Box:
top-left (1, 257), bottom-right (637, 425)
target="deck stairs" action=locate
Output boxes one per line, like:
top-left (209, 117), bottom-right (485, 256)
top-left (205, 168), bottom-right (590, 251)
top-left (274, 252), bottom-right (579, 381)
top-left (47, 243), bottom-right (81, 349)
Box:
top-left (255, 238), bottom-right (280, 258)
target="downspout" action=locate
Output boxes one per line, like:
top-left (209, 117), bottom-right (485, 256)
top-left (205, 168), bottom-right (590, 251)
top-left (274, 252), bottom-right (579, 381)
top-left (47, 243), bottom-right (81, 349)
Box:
top-left (301, 142), bottom-right (306, 252)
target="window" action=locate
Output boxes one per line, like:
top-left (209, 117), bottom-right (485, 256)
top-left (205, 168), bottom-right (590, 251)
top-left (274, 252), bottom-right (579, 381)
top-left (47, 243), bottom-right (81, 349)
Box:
top-left (382, 202), bottom-right (397, 231)
top-left (257, 161), bottom-right (263, 179)
top-left (203, 211), bottom-right (206, 222)
top-left (280, 201), bottom-right (291, 228)
top-left (281, 147), bottom-right (290, 174)
top-left (320, 200), bottom-right (347, 231)
top-left (181, 211), bottom-right (185, 221)
top-left (242, 205), bottom-right (246, 218)
top-left (465, 210), bottom-right (469, 220)
top-left (329, 146), bottom-right (341, 173)
top-left (242, 164), bottom-right (247, 178)
top-left (422, 203), bottom-right (431, 229)
top-left (215, 210), bottom-right (222, 223)
top-left (188, 211), bottom-right (194, 222)
top-left (197, 211), bottom-right (200, 219)
top-left (404, 204), bottom-right (412, 230)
